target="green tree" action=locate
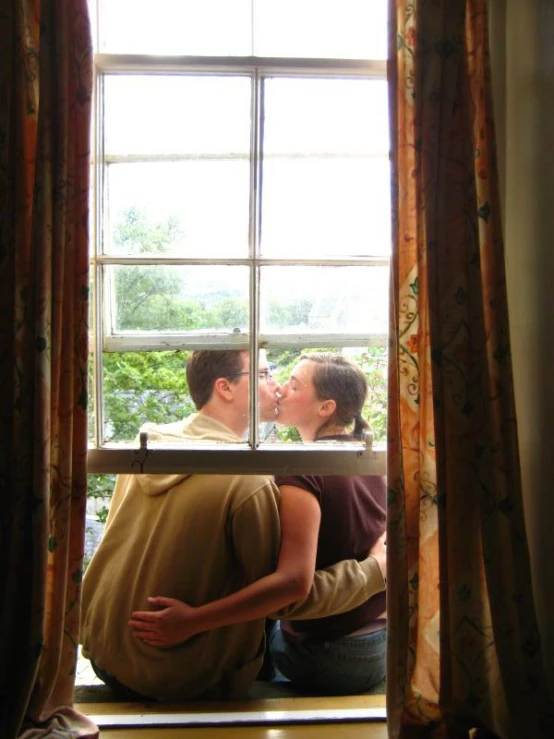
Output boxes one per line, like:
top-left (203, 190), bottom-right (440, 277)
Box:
top-left (102, 350), bottom-right (193, 441)
top-left (206, 296), bottom-right (248, 330)
top-left (358, 347), bottom-right (388, 443)
top-left (114, 208), bottom-right (195, 331)
top-left (267, 297), bottom-right (312, 329)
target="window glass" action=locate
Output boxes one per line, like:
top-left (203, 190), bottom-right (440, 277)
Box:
top-left (104, 76), bottom-right (252, 157)
top-left (91, 3), bottom-right (390, 457)
top-left (253, 0), bottom-right (387, 60)
top-left (266, 345), bottom-right (388, 445)
top-left (261, 77), bottom-right (390, 258)
top-left (260, 266), bottom-right (389, 335)
top-left (96, 0), bottom-right (387, 60)
top-left (263, 78), bottom-right (388, 156)
top-left (261, 157), bottom-right (391, 258)
top-left (97, 0), bottom-right (252, 55)
top-left (105, 162), bottom-right (250, 258)
top-left (107, 265), bottom-right (249, 333)
top-left (101, 350), bottom-right (194, 443)
top-left (98, 347), bottom-right (387, 447)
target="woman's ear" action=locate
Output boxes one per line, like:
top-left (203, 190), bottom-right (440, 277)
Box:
top-left (319, 398), bottom-right (336, 419)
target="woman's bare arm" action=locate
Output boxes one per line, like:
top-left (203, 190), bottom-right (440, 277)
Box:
top-left (128, 485), bottom-right (321, 647)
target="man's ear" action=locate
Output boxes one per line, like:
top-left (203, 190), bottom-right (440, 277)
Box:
top-left (213, 377), bottom-right (235, 402)
top-left (319, 398), bottom-right (336, 419)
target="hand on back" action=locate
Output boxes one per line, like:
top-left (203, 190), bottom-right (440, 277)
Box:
top-left (128, 596), bottom-right (200, 648)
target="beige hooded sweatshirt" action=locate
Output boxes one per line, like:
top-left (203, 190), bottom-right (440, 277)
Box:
top-left (81, 413), bottom-right (384, 701)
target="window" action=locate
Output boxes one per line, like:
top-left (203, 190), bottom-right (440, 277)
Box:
top-left (84, 0), bottom-right (389, 725)
top-left (88, 0), bottom-right (389, 476)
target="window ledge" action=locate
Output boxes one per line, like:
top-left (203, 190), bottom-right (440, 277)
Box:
top-left (87, 442), bottom-right (387, 475)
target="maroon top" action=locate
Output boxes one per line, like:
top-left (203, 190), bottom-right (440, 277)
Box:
top-left (275, 436), bottom-right (386, 641)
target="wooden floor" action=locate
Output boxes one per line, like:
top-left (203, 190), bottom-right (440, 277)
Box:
top-left (77, 694), bottom-right (388, 738)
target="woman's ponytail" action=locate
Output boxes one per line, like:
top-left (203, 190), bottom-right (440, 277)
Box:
top-left (353, 411), bottom-right (370, 440)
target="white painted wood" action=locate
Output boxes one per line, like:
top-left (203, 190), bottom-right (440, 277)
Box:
top-left (88, 707), bottom-right (387, 729)
top-left (87, 442), bottom-right (387, 475)
top-left (95, 54), bottom-right (387, 78)
top-left (102, 332), bottom-right (388, 352)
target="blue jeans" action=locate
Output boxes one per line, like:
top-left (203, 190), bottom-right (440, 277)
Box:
top-left (269, 622), bottom-right (386, 695)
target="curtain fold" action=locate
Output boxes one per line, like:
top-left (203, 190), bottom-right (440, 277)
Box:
top-left (0, 2), bottom-right (97, 737)
top-left (387, 1), bottom-right (553, 737)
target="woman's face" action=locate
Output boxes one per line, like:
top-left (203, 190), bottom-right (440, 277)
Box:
top-left (277, 359), bottom-right (321, 429)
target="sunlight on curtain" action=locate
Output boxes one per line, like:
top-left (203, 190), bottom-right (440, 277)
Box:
top-left (0, 1), bottom-right (97, 738)
top-left (386, 0), bottom-right (553, 737)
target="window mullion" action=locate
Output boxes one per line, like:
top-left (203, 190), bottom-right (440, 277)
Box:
top-left (93, 71), bottom-right (105, 448)
top-left (249, 69), bottom-right (262, 448)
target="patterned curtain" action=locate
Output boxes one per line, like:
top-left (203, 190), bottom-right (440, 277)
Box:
top-left (0, 2), bottom-right (97, 737)
top-left (386, 1), bottom-right (553, 737)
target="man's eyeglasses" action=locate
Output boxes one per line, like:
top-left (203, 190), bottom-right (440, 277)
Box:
top-left (229, 369), bottom-right (273, 382)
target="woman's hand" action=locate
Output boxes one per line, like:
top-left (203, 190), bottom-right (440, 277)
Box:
top-left (128, 596), bottom-right (202, 648)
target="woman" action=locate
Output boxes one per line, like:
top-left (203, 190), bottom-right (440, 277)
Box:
top-left (129, 353), bottom-right (387, 695)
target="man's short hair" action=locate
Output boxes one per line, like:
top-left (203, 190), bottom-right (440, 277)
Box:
top-left (186, 350), bottom-right (246, 410)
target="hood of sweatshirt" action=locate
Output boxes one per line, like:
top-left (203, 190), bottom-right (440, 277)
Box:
top-left (134, 413), bottom-right (241, 497)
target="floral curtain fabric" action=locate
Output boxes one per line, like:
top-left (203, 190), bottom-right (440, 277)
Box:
top-left (386, 1), bottom-right (553, 737)
top-left (0, 2), bottom-right (97, 737)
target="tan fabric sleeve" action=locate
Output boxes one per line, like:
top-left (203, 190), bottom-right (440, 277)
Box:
top-left (230, 482), bottom-right (281, 586)
top-left (269, 555), bottom-right (385, 620)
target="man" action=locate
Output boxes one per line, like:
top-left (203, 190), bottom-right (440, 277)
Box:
top-left (80, 350), bottom-right (385, 701)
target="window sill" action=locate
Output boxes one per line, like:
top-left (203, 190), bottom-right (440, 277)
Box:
top-left (81, 693), bottom-right (387, 728)
top-left (87, 442), bottom-right (387, 475)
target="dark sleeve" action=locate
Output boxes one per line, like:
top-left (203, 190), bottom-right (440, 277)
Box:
top-left (274, 475), bottom-right (324, 504)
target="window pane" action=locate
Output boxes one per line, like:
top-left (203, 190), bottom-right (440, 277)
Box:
top-left (101, 350), bottom-right (195, 443)
top-left (261, 158), bottom-right (391, 258)
top-left (98, 347), bottom-right (386, 447)
top-left (105, 162), bottom-right (250, 257)
top-left (253, 0), bottom-right (387, 60)
top-left (104, 76), bottom-right (251, 157)
top-left (263, 78), bottom-right (388, 156)
top-left (261, 78), bottom-right (390, 258)
top-left (100, 349), bottom-right (264, 445)
top-left (97, 0), bottom-right (252, 55)
top-left (260, 266), bottom-right (388, 335)
top-left (107, 265), bottom-right (249, 333)
top-left (95, 0), bottom-right (387, 59)
top-left (264, 346), bottom-right (388, 444)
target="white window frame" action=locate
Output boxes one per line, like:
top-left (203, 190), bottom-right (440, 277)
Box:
top-left (88, 53), bottom-right (389, 477)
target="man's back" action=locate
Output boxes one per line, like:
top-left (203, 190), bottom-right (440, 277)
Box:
top-left (81, 414), bottom-right (280, 700)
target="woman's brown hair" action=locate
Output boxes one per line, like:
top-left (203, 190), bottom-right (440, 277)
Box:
top-left (301, 353), bottom-right (370, 440)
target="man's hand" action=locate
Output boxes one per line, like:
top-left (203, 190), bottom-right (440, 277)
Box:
top-left (128, 596), bottom-right (201, 648)
top-left (369, 532), bottom-right (387, 584)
